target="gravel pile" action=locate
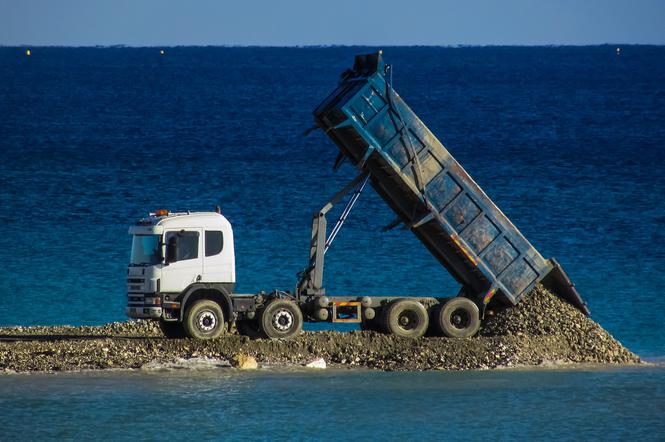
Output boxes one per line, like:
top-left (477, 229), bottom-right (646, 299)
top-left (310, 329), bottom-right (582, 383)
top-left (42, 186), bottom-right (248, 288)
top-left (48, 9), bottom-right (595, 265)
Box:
top-left (0, 285), bottom-right (639, 373)
top-left (480, 285), bottom-right (639, 365)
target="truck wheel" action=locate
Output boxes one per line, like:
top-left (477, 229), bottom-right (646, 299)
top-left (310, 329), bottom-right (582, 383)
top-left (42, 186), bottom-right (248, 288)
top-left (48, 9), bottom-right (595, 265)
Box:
top-left (259, 299), bottom-right (303, 339)
top-left (159, 320), bottom-right (186, 339)
top-left (384, 299), bottom-right (429, 338)
top-left (437, 297), bottom-right (480, 338)
top-left (236, 319), bottom-right (265, 339)
top-left (183, 299), bottom-right (226, 340)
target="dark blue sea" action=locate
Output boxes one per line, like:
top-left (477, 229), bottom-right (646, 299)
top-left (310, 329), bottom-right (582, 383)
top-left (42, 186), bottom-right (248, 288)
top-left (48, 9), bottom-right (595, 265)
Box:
top-left (1, 46), bottom-right (664, 440)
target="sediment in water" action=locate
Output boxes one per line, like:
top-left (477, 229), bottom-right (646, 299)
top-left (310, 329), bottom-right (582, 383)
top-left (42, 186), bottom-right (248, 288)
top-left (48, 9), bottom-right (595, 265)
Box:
top-left (0, 285), bottom-right (639, 372)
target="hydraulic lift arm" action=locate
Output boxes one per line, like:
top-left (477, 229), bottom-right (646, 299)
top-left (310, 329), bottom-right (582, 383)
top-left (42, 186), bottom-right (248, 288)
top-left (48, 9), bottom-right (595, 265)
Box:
top-left (296, 172), bottom-right (370, 298)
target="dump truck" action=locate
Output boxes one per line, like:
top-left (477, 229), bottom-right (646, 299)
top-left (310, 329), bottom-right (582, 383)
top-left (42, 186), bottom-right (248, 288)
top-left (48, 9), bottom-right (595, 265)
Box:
top-left (126, 51), bottom-right (588, 340)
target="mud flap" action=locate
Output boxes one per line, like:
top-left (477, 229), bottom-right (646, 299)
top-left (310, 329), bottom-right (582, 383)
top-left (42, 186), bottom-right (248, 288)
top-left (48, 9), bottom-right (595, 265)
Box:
top-left (541, 258), bottom-right (590, 316)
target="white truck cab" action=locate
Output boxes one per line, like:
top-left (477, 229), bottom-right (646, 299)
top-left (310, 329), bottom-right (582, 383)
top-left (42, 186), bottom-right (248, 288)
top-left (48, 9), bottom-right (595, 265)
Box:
top-left (126, 208), bottom-right (306, 341)
top-left (126, 210), bottom-right (236, 324)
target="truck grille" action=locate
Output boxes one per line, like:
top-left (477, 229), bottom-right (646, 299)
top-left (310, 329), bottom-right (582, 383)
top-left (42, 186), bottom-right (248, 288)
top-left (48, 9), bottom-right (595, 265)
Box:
top-left (127, 277), bottom-right (146, 293)
top-left (127, 294), bottom-right (145, 306)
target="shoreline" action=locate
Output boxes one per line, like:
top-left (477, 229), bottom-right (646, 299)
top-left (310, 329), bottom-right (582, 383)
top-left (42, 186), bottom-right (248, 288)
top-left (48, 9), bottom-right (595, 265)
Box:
top-left (0, 287), bottom-right (641, 374)
top-left (0, 326), bottom-right (640, 374)
top-left (0, 354), bottom-right (653, 376)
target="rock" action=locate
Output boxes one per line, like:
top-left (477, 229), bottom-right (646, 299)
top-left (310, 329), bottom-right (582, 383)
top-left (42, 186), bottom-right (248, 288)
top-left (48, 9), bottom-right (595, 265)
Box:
top-left (305, 358), bottom-right (327, 369)
top-left (230, 354), bottom-right (258, 370)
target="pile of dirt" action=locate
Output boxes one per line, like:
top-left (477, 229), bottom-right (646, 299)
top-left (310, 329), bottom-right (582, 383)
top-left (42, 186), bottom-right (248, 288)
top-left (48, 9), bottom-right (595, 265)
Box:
top-left (0, 285), bottom-right (639, 373)
top-left (480, 285), bottom-right (639, 365)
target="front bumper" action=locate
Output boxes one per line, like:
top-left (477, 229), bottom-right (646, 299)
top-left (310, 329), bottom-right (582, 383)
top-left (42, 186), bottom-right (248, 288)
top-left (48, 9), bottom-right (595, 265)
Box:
top-left (127, 291), bottom-right (163, 319)
top-left (126, 306), bottom-right (162, 319)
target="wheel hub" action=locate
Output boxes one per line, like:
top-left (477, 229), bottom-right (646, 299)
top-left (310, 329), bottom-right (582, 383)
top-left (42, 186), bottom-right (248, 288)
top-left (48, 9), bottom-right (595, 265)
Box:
top-left (197, 310), bottom-right (217, 332)
top-left (398, 311), bottom-right (418, 330)
top-left (273, 309), bottom-right (294, 331)
top-left (450, 309), bottom-right (470, 329)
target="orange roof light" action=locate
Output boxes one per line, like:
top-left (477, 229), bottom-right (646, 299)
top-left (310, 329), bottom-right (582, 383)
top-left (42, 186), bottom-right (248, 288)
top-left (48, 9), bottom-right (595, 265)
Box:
top-left (154, 209), bottom-right (169, 217)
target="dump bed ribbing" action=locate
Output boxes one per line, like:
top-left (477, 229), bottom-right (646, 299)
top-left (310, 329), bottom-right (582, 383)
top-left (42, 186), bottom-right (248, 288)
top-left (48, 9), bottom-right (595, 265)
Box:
top-left (314, 51), bottom-right (588, 315)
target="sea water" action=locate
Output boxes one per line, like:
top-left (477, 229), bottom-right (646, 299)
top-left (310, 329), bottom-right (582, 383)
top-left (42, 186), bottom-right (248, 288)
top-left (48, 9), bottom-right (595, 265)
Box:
top-left (0, 365), bottom-right (664, 440)
top-left (0, 46), bottom-right (664, 439)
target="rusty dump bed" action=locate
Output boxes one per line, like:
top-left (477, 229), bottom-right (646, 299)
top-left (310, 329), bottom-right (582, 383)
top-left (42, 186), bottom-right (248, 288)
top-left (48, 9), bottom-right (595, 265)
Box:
top-left (314, 52), bottom-right (589, 315)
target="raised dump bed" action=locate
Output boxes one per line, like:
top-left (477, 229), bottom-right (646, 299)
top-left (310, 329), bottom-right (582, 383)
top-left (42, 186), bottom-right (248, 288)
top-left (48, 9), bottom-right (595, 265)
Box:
top-left (314, 51), bottom-right (588, 315)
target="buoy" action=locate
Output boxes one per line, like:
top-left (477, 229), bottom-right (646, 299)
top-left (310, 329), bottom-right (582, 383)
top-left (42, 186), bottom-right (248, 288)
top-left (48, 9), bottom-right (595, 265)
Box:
top-left (160, 49), bottom-right (165, 55)
top-left (616, 47), bottom-right (621, 55)
top-left (26, 49), bottom-right (31, 56)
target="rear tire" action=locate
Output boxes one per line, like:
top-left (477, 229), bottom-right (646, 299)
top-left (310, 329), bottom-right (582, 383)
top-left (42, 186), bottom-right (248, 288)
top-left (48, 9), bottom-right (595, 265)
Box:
top-left (259, 299), bottom-right (303, 339)
top-left (436, 297), bottom-right (480, 338)
top-left (383, 299), bottom-right (429, 338)
top-left (159, 320), bottom-right (186, 339)
top-left (183, 299), bottom-right (226, 340)
top-left (236, 319), bottom-right (265, 339)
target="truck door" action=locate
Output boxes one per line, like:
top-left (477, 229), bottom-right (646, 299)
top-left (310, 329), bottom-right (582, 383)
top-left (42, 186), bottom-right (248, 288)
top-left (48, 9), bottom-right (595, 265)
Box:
top-left (202, 230), bottom-right (233, 283)
top-left (160, 229), bottom-right (203, 294)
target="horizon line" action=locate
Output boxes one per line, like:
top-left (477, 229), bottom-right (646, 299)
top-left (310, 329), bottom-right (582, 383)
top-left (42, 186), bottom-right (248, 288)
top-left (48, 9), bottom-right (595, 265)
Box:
top-left (1, 43), bottom-right (664, 49)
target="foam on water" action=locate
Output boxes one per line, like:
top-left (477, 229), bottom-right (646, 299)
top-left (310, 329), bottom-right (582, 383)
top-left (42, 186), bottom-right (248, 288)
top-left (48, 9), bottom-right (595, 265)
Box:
top-left (140, 357), bottom-right (232, 371)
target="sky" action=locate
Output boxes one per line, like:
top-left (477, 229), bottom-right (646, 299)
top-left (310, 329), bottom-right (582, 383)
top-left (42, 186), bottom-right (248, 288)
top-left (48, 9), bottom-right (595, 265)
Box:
top-left (1, 0), bottom-right (664, 46)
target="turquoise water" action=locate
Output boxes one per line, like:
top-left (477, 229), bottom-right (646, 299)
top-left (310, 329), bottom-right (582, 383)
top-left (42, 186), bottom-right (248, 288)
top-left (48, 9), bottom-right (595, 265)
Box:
top-left (1, 364), bottom-right (664, 441)
top-left (1, 46), bottom-right (665, 438)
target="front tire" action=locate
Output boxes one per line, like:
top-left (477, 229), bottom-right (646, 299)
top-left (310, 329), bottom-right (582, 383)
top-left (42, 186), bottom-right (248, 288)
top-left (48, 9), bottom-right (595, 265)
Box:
top-left (259, 299), bottom-right (303, 339)
top-left (159, 320), bottom-right (186, 339)
top-left (183, 299), bottom-right (226, 340)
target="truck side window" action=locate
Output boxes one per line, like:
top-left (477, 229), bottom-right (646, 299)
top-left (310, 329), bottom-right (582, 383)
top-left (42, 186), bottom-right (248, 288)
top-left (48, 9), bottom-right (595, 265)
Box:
top-left (205, 231), bottom-right (223, 256)
top-left (165, 231), bottom-right (199, 262)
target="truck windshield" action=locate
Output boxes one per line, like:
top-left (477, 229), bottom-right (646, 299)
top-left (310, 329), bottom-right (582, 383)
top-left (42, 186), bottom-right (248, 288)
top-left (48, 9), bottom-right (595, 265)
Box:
top-left (130, 235), bottom-right (161, 266)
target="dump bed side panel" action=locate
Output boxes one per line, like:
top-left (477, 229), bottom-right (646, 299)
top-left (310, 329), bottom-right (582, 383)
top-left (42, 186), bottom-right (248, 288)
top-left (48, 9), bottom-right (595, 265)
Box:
top-left (315, 62), bottom-right (552, 305)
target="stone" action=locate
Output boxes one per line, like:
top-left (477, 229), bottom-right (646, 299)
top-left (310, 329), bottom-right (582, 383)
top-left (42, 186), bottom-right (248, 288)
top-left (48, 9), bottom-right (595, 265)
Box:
top-left (305, 358), bottom-right (327, 369)
top-left (230, 354), bottom-right (258, 370)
